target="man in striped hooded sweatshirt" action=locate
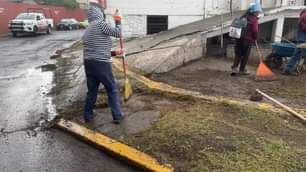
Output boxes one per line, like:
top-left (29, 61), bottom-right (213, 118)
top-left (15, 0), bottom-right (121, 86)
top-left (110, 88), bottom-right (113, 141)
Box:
top-left (82, 0), bottom-right (123, 124)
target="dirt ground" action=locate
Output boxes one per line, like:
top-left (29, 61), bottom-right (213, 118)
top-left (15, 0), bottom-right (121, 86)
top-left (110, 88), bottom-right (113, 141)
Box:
top-left (152, 57), bottom-right (306, 109)
top-left (55, 45), bottom-right (306, 172)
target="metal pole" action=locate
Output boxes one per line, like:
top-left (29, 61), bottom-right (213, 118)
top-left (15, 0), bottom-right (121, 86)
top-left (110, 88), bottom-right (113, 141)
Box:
top-left (203, 0), bottom-right (207, 19)
top-left (220, 14), bottom-right (224, 50)
top-left (230, 0), bottom-right (233, 17)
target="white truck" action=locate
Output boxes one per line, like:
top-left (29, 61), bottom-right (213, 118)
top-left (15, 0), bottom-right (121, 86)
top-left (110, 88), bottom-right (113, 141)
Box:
top-left (8, 12), bottom-right (54, 37)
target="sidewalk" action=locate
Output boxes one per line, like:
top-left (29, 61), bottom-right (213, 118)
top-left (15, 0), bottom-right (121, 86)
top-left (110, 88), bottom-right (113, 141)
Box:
top-left (0, 33), bottom-right (10, 40)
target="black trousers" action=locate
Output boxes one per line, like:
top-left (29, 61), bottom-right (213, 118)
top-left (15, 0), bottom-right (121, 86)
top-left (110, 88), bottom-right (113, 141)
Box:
top-left (232, 39), bottom-right (252, 72)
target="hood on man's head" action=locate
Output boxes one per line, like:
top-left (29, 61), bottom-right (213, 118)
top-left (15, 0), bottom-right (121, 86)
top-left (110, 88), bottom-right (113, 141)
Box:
top-left (88, 3), bottom-right (105, 23)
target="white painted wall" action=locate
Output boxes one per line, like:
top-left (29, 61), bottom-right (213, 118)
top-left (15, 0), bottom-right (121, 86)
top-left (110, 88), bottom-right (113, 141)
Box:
top-left (288, 0), bottom-right (305, 6)
top-left (105, 0), bottom-right (204, 16)
top-left (104, 0), bottom-right (204, 37)
top-left (241, 0), bottom-right (304, 9)
top-left (103, 0), bottom-right (305, 37)
top-left (205, 0), bottom-right (241, 16)
top-left (106, 14), bottom-right (147, 37)
top-left (168, 16), bottom-right (203, 28)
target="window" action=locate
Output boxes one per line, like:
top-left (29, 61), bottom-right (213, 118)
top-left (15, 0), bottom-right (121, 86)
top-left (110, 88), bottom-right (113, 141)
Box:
top-left (147, 15), bottom-right (168, 35)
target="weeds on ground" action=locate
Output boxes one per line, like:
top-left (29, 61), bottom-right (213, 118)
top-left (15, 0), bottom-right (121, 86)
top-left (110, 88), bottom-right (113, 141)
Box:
top-left (126, 101), bottom-right (306, 172)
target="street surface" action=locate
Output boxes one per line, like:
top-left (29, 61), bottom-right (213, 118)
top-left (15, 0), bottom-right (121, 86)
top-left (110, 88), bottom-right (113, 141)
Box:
top-left (0, 31), bottom-right (138, 172)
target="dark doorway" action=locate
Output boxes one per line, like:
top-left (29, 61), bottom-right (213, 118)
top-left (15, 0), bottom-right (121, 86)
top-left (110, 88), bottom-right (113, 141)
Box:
top-left (147, 15), bottom-right (168, 34)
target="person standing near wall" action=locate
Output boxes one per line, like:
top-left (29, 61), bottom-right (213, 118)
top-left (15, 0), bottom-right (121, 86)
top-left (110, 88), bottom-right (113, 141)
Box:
top-left (282, 9), bottom-right (306, 76)
top-left (82, 0), bottom-right (124, 124)
top-left (231, 2), bottom-right (262, 76)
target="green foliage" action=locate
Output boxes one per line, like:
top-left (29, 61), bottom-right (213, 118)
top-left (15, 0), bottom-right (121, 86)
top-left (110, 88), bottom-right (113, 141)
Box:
top-left (42, 0), bottom-right (79, 8)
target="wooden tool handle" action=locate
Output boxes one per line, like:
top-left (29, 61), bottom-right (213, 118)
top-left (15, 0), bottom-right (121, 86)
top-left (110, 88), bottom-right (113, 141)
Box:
top-left (119, 28), bottom-right (127, 78)
top-left (256, 89), bottom-right (306, 124)
top-left (255, 41), bottom-right (264, 63)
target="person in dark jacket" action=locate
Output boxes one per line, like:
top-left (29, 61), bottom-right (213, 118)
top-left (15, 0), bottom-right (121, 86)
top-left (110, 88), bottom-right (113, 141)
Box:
top-left (282, 9), bottom-right (306, 75)
top-left (82, 0), bottom-right (124, 124)
top-left (231, 2), bottom-right (262, 75)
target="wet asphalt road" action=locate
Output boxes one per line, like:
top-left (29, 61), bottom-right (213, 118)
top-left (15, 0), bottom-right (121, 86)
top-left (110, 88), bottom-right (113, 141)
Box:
top-left (0, 31), bottom-right (138, 172)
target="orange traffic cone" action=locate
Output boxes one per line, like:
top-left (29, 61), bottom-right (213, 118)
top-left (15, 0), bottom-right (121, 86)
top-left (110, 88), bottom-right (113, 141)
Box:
top-left (255, 41), bottom-right (277, 81)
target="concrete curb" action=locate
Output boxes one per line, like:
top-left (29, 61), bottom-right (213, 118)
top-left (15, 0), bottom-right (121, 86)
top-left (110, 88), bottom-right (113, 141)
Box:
top-left (56, 118), bottom-right (174, 172)
top-left (112, 58), bottom-right (306, 116)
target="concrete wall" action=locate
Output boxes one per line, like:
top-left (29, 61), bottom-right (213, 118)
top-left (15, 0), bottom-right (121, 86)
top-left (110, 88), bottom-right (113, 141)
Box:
top-left (126, 35), bottom-right (203, 74)
top-left (205, 0), bottom-right (241, 16)
top-left (226, 44), bottom-right (272, 65)
top-left (168, 16), bottom-right (203, 29)
top-left (105, 0), bottom-right (203, 15)
top-left (104, 0), bottom-right (305, 37)
top-left (241, 0), bottom-right (281, 9)
top-left (105, 14), bottom-right (203, 38)
top-left (106, 14), bottom-right (147, 37)
top-left (240, 0), bottom-right (304, 9)
top-left (287, 0), bottom-right (305, 5)
top-left (104, 0), bottom-right (204, 37)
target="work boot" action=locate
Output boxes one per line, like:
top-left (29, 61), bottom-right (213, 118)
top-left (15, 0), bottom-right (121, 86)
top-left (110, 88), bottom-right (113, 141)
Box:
top-left (84, 113), bottom-right (97, 123)
top-left (231, 67), bottom-right (238, 76)
top-left (113, 115), bottom-right (125, 125)
top-left (239, 69), bottom-right (250, 75)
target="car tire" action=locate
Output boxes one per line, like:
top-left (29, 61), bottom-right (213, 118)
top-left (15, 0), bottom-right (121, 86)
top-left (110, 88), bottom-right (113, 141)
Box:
top-left (12, 32), bottom-right (17, 37)
top-left (296, 58), bottom-right (305, 74)
top-left (46, 25), bottom-right (51, 34)
top-left (33, 26), bottom-right (38, 36)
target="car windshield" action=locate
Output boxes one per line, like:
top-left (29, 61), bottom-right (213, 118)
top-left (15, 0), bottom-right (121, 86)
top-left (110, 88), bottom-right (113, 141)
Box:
top-left (16, 13), bottom-right (36, 20)
top-left (60, 19), bottom-right (71, 23)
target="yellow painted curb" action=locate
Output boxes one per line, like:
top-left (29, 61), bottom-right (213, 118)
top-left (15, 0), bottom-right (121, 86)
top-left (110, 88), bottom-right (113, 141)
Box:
top-left (113, 59), bottom-right (306, 117)
top-left (56, 118), bottom-right (174, 172)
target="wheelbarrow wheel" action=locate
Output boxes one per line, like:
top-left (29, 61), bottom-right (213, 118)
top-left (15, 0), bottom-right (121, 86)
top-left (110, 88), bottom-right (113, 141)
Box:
top-left (265, 53), bottom-right (283, 69)
top-left (296, 58), bottom-right (305, 74)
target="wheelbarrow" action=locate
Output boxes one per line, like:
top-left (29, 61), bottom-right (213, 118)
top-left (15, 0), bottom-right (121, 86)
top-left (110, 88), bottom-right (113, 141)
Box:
top-left (265, 42), bottom-right (306, 73)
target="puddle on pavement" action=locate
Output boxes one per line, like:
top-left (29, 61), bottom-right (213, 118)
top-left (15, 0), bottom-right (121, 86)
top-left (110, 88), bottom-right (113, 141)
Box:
top-left (0, 68), bottom-right (38, 81)
top-left (25, 66), bottom-right (58, 125)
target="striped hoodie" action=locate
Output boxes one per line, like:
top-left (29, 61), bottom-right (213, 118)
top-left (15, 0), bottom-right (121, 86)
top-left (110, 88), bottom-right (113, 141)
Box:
top-left (82, 4), bottom-right (121, 62)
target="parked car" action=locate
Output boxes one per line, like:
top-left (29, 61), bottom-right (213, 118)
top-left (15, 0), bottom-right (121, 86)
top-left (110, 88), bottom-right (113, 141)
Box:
top-left (8, 12), bottom-right (54, 37)
top-left (57, 18), bottom-right (80, 30)
top-left (79, 19), bottom-right (89, 29)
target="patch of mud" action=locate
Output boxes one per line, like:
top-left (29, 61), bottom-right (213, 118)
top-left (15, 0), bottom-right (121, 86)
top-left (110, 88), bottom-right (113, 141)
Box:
top-left (39, 64), bottom-right (57, 72)
top-left (69, 91), bottom-right (190, 139)
top-left (152, 57), bottom-right (306, 108)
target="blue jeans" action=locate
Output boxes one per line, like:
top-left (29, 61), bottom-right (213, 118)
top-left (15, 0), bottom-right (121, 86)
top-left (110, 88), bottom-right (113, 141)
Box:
top-left (84, 59), bottom-right (122, 121)
top-left (286, 42), bottom-right (306, 72)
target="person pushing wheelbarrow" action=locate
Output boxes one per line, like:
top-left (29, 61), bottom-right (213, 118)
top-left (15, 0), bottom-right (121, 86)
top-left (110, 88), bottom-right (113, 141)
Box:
top-left (282, 9), bottom-right (306, 76)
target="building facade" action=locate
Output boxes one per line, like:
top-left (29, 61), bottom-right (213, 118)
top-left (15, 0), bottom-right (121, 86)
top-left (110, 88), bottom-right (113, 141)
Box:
top-left (104, 0), bottom-right (305, 37)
